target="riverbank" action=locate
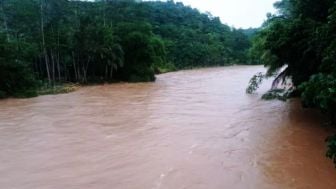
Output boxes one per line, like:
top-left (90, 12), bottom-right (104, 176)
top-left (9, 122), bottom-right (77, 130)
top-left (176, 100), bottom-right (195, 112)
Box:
top-left (37, 83), bottom-right (80, 96)
top-left (1, 64), bottom-right (261, 100)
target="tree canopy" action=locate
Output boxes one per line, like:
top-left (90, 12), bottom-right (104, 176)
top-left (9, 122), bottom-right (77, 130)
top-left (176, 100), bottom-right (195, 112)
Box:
top-left (0, 0), bottom-right (253, 97)
top-left (249, 0), bottom-right (336, 165)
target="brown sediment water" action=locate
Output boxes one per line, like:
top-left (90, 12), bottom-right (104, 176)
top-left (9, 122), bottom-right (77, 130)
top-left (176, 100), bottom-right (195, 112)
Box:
top-left (0, 66), bottom-right (335, 189)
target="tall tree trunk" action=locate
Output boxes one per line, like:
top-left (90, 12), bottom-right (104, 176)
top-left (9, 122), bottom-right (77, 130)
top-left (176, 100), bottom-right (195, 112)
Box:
top-left (82, 56), bottom-right (91, 83)
top-left (63, 57), bottom-right (67, 81)
top-left (38, 56), bottom-right (43, 78)
top-left (44, 53), bottom-right (51, 86)
top-left (0, 0), bottom-right (10, 41)
top-left (110, 65), bottom-right (113, 79)
top-left (72, 51), bottom-right (78, 81)
top-left (57, 53), bottom-right (61, 81)
top-left (51, 50), bottom-right (56, 87)
top-left (40, 0), bottom-right (51, 85)
top-left (82, 65), bottom-right (86, 83)
top-left (105, 64), bottom-right (108, 80)
top-left (77, 54), bottom-right (82, 82)
top-left (57, 29), bottom-right (61, 81)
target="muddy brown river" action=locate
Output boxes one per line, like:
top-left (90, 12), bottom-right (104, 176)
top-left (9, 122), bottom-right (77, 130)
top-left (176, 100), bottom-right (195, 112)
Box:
top-left (0, 66), bottom-right (336, 189)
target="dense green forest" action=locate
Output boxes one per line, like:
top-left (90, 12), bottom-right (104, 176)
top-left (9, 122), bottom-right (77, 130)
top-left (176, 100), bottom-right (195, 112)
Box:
top-left (248, 0), bottom-right (336, 165)
top-left (0, 0), bottom-right (252, 98)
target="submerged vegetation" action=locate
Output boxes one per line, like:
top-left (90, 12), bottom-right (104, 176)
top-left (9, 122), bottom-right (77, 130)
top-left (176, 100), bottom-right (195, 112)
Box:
top-left (247, 0), bottom-right (336, 165)
top-left (37, 83), bottom-right (79, 96)
top-left (261, 89), bottom-right (291, 101)
top-left (0, 0), bottom-right (252, 98)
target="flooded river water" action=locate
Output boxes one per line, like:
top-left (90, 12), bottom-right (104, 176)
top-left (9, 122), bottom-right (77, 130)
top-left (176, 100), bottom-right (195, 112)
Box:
top-left (1, 66), bottom-right (336, 189)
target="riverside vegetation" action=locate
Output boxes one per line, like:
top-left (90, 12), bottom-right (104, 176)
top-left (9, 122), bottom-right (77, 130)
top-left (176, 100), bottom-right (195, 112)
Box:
top-left (246, 0), bottom-right (336, 166)
top-left (0, 0), bottom-right (253, 98)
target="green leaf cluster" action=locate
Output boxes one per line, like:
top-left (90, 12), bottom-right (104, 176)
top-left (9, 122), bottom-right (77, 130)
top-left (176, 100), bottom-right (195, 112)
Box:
top-left (250, 0), bottom-right (336, 165)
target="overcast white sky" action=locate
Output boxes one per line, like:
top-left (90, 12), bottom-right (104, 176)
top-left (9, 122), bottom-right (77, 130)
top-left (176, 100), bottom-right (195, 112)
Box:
top-left (168, 0), bottom-right (278, 28)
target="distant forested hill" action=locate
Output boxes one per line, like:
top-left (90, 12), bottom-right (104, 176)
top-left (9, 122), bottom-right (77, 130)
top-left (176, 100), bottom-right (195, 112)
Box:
top-left (0, 0), bottom-right (252, 98)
